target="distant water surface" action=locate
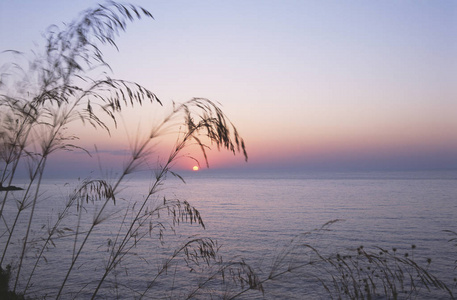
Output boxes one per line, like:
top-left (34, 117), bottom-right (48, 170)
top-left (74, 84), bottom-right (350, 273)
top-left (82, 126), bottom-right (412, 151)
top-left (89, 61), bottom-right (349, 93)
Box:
top-left (3, 170), bottom-right (457, 299)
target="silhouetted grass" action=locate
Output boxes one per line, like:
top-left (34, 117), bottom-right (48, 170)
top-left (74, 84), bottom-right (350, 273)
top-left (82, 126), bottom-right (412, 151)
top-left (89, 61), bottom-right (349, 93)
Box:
top-left (0, 1), bottom-right (250, 298)
top-left (0, 265), bottom-right (26, 299)
top-left (221, 226), bottom-right (455, 299)
top-left (1, 1), bottom-right (455, 299)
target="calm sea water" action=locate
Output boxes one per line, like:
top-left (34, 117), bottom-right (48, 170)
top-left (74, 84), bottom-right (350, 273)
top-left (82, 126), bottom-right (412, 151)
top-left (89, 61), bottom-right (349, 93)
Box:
top-left (2, 170), bottom-right (457, 299)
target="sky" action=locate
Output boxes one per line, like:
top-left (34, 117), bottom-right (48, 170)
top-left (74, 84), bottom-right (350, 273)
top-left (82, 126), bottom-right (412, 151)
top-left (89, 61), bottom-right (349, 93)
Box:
top-left (1, 0), bottom-right (457, 175)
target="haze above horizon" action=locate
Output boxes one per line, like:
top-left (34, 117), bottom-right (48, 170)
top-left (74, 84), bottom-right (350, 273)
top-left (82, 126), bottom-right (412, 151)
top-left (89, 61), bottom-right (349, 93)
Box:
top-left (1, 1), bottom-right (456, 176)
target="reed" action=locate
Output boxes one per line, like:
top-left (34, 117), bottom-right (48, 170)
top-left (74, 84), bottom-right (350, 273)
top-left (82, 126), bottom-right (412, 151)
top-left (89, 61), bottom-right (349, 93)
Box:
top-left (220, 221), bottom-right (455, 299)
top-left (0, 2), bottom-right (251, 298)
top-left (445, 230), bottom-right (457, 293)
top-left (1, 1), bottom-right (455, 299)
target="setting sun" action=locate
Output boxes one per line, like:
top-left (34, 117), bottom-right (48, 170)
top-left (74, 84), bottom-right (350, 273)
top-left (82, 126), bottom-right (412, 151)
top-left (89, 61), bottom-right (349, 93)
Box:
top-left (192, 166), bottom-right (199, 171)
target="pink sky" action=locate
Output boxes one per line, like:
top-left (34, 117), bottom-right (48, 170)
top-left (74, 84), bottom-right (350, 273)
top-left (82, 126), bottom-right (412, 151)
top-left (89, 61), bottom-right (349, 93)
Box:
top-left (1, 1), bottom-right (456, 176)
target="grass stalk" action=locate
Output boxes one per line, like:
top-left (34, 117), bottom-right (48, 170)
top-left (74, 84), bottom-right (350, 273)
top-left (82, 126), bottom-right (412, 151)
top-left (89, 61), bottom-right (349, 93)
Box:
top-left (13, 158), bottom-right (47, 292)
top-left (22, 179), bottom-right (91, 293)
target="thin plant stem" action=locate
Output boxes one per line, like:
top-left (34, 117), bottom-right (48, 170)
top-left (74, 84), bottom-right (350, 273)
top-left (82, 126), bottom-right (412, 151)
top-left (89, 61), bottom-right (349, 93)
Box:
top-left (55, 143), bottom-right (147, 299)
top-left (22, 183), bottom-right (82, 293)
top-left (13, 157), bottom-right (47, 292)
top-left (90, 147), bottom-right (174, 298)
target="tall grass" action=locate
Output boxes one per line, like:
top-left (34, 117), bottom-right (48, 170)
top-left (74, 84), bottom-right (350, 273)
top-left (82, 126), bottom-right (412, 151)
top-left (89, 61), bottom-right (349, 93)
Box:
top-left (1, 1), bottom-right (455, 299)
top-left (0, 2), bottom-right (253, 298)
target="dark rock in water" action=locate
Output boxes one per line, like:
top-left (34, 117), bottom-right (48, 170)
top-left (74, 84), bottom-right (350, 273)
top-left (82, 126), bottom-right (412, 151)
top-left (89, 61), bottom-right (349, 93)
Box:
top-left (0, 185), bottom-right (24, 191)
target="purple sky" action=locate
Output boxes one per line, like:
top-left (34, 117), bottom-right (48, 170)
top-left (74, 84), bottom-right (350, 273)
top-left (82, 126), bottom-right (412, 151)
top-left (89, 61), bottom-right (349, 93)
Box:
top-left (1, 1), bottom-right (456, 176)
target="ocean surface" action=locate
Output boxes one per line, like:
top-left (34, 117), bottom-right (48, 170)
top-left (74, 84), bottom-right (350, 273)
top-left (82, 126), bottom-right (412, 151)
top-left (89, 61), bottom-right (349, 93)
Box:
top-left (2, 170), bottom-right (457, 299)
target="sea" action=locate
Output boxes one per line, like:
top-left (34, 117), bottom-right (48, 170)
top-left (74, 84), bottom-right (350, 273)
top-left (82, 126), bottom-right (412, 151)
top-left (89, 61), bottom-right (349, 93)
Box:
top-left (1, 169), bottom-right (457, 299)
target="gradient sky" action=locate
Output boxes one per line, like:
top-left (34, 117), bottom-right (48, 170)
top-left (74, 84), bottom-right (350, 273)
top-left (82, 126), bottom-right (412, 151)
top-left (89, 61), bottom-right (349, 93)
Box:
top-left (1, 1), bottom-right (456, 174)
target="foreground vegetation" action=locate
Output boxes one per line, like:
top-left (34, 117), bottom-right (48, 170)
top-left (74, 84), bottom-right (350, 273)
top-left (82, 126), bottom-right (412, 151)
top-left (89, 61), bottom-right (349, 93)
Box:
top-left (1, 2), bottom-right (455, 299)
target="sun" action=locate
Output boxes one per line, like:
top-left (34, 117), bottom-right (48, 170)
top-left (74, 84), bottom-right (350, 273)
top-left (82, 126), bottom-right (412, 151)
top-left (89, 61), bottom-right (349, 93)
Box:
top-left (192, 165), bottom-right (199, 171)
